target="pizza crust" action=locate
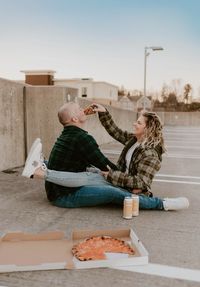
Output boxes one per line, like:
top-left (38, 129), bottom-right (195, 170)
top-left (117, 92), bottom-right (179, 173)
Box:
top-left (72, 236), bottom-right (135, 261)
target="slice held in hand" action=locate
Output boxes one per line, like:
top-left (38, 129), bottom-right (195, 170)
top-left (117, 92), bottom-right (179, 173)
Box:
top-left (84, 104), bottom-right (98, 115)
top-left (72, 236), bottom-right (135, 261)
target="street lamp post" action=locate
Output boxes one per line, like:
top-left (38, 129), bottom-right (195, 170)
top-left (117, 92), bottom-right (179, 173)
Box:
top-left (143, 46), bottom-right (164, 110)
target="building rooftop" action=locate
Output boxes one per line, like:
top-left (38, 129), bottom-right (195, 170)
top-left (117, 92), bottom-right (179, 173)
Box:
top-left (21, 70), bottom-right (56, 75)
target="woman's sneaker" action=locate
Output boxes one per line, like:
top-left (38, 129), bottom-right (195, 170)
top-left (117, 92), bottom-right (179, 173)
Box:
top-left (163, 197), bottom-right (189, 211)
top-left (22, 140), bottom-right (46, 178)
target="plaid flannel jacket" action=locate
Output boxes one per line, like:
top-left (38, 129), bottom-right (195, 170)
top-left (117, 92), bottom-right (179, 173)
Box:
top-left (99, 111), bottom-right (163, 196)
top-left (45, 125), bottom-right (117, 201)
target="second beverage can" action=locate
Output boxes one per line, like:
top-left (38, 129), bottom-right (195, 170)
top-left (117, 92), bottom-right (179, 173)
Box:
top-left (132, 194), bottom-right (139, 216)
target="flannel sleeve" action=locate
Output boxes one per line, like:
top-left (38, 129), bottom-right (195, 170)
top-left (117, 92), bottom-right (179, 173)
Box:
top-left (98, 111), bottom-right (133, 145)
top-left (106, 151), bottom-right (161, 190)
top-left (79, 133), bottom-right (117, 171)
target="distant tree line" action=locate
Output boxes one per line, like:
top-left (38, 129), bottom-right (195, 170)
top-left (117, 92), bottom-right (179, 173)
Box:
top-left (153, 83), bottom-right (200, 111)
top-left (119, 81), bottom-right (200, 112)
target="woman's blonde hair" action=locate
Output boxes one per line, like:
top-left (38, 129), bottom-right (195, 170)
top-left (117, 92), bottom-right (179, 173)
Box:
top-left (141, 111), bottom-right (166, 153)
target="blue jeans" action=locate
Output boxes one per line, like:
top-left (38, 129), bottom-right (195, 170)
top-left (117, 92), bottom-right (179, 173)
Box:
top-left (45, 169), bottom-right (164, 210)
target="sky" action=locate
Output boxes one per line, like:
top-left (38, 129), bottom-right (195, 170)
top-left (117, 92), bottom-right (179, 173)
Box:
top-left (0, 0), bottom-right (200, 98)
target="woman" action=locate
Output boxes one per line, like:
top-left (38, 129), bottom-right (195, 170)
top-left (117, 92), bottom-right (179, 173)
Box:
top-left (22, 104), bottom-right (189, 211)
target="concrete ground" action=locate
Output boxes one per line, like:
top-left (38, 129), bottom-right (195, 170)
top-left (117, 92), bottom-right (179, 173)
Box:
top-left (0, 126), bottom-right (200, 287)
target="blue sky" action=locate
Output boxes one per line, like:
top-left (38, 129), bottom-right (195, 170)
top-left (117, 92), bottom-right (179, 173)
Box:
top-left (0, 0), bottom-right (199, 97)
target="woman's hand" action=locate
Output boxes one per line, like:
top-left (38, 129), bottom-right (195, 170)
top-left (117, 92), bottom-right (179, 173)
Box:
top-left (101, 171), bottom-right (109, 179)
top-left (92, 103), bottom-right (106, 113)
top-left (131, 189), bottom-right (142, 194)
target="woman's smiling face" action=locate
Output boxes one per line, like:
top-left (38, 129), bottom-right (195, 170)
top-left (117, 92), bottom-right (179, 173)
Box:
top-left (133, 115), bottom-right (146, 140)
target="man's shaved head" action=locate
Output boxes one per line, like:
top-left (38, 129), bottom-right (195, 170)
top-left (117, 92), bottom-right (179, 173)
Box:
top-left (58, 102), bottom-right (86, 126)
top-left (58, 102), bottom-right (80, 125)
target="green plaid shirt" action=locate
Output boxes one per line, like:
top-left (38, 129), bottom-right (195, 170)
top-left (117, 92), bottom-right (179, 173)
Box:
top-left (45, 125), bottom-right (117, 201)
top-left (99, 111), bottom-right (163, 196)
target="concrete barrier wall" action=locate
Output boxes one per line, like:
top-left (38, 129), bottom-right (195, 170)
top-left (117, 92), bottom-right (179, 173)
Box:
top-left (0, 78), bottom-right (25, 171)
top-left (0, 78), bottom-right (200, 171)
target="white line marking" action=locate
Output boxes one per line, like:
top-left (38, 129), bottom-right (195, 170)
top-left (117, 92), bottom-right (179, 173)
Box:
top-left (167, 145), bottom-right (200, 150)
top-left (157, 174), bottom-right (200, 180)
top-left (166, 140), bottom-right (200, 143)
top-left (154, 179), bottom-right (200, 185)
top-left (102, 149), bottom-right (121, 155)
top-left (164, 130), bottom-right (200, 134)
top-left (165, 130), bottom-right (200, 133)
top-left (102, 149), bottom-right (200, 159)
top-left (162, 154), bottom-right (200, 159)
top-left (112, 263), bottom-right (200, 283)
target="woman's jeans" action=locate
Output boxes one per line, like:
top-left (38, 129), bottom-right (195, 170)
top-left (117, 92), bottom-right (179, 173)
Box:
top-left (45, 169), bottom-right (164, 210)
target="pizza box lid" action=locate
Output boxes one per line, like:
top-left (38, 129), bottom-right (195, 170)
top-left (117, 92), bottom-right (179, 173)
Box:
top-left (0, 228), bottom-right (148, 272)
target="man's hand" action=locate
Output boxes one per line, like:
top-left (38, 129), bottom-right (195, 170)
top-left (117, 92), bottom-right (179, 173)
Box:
top-left (92, 103), bottom-right (106, 113)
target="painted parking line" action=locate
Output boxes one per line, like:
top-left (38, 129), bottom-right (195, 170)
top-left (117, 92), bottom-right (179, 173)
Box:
top-left (154, 173), bottom-right (200, 184)
top-left (112, 263), bottom-right (200, 283)
top-left (164, 130), bottom-right (200, 133)
top-left (164, 154), bottom-right (200, 159)
top-left (154, 173), bottom-right (200, 185)
top-left (101, 149), bottom-right (121, 155)
top-left (157, 174), bottom-right (200, 179)
top-left (102, 149), bottom-right (200, 159)
top-left (166, 145), bottom-right (200, 150)
top-left (154, 179), bottom-right (200, 185)
top-left (166, 140), bottom-right (200, 143)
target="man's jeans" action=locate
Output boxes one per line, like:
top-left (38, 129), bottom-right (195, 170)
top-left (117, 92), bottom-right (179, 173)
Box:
top-left (45, 169), bottom-right (164, 210)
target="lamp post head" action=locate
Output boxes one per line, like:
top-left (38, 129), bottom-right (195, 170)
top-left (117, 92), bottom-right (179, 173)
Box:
top-left (150, 46), bottom-right (164, 51)
top-left (143, 45), bottom-right (164, 108)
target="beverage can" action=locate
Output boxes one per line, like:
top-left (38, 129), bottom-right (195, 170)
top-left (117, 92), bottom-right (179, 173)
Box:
top-left (132, 194), bottom-right (139, 216)
top-left (123, 197), bottom-right (133, 219)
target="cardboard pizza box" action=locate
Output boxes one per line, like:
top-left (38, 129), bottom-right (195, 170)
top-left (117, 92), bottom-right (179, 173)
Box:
top-left (0, 228), bottom-right (148, 272)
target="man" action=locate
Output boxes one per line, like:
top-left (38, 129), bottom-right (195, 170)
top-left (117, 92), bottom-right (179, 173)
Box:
top-left (23, 102), bottom-right (117, 204)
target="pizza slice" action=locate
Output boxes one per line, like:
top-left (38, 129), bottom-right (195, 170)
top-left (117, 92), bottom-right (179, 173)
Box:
top-left (84, 104), bottom-right (98, 115)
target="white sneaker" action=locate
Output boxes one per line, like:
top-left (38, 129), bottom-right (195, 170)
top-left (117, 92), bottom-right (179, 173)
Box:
top-left (22, 140), bottom-right (46, 178)
top-left (163, 197), bottom-right (189, 211)
top-left (26, 138), bottom-right (41, 163)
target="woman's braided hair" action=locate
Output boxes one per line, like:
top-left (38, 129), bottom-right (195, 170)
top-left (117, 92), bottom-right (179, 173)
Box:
top-left (141, 111), bottom-right (166, 152)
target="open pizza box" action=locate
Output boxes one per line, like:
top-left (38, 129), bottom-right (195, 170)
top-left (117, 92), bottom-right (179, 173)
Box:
top-left (0, 228), bottom-right (148, 273)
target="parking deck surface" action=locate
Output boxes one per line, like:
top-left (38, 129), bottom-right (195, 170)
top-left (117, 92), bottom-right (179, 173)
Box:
top-left (0, 126), bottom-right (200, 287)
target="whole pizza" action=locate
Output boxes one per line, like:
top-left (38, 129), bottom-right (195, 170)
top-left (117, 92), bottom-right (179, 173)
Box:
top-left (72, 236), bottom-right (135, 261)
